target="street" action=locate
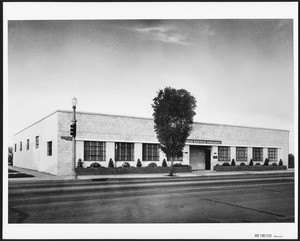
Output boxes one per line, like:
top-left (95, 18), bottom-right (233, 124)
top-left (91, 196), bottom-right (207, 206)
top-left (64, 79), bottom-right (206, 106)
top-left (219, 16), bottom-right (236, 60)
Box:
top-left (9, 173), bottom-right (294, 223)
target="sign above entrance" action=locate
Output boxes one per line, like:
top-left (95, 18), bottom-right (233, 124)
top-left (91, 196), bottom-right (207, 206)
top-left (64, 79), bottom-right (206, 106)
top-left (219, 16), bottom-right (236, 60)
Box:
top-left (187, 139), bottom-right (222, 145)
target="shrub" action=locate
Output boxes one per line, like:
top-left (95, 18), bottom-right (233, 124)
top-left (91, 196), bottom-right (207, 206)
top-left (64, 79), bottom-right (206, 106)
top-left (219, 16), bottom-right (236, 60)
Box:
top-left (108, 158), bottom-right (114, 168)
top-left (288, 154), bottom-right (294, 168)
top-left (255, 163), bottom-right (261, 166)
top-left (239, 162), bottom-right (246, 166)
top-left (148, 162), bottom-right (158, 167)
top-left (162, 159), bottom-right (167, 167)
top-left (263, 158), bottom-right (269, 166)
top-left (279, 159), bottom-right (283, 166)
top-left (122, 162), bottom-right (131, 168)
top-left (231, 159), bottom-right (236, 166)
top-left (222, 162), bottom-right (230, 166)
top-left (77, 158), bottom-right (83, 168)
top-left (173, 163), bottom-right (183, 167)
top-left (215, 164), bottom-right (220, 167)
top-left (249, 159), bottom-right (254, 166)
top-left (272, 162), bottom-right (278, 166)
top-left (136, 159), bottom-right (142, 167)
top-left (90, 162), bottom-right (101, 168)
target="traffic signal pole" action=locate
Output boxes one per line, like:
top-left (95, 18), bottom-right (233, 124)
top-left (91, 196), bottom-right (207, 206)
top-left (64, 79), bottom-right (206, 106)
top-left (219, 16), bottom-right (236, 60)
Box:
top-left (71, 103), bottom-right (77, 179)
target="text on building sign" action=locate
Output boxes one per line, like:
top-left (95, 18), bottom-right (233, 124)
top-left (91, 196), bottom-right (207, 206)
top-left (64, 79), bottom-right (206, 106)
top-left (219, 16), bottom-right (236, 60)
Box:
top-left (186, 139), bottom-right (222, 145)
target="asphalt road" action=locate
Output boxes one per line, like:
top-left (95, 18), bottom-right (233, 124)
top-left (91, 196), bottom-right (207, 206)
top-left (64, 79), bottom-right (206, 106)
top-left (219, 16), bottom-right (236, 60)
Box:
top-left (8, 173), bottom-right (294, 223)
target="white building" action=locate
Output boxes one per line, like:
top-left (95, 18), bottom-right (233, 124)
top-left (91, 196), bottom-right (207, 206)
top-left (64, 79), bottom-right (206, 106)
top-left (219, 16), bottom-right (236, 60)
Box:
top-left (13, 110), bottom-right (289, 176)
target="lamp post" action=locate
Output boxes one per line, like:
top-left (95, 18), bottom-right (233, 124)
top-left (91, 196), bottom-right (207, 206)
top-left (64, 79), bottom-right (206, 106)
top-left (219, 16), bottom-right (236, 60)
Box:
top-left (71, 97), bottom-right (77, 179)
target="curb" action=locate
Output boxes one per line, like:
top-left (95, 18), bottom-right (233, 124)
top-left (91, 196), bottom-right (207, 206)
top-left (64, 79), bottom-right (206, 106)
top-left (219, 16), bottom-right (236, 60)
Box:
top-left (8, 171), bottom-right (294, 186)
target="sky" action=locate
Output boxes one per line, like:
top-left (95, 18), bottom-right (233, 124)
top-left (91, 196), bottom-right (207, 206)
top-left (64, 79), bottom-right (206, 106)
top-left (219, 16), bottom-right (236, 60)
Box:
top-left (7, 19), bottom-right (295, 152)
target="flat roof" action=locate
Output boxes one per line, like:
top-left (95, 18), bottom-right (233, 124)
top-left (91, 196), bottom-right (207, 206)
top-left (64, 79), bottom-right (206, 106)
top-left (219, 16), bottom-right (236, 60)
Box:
top-left (14, 109), bottom-right (289, 136)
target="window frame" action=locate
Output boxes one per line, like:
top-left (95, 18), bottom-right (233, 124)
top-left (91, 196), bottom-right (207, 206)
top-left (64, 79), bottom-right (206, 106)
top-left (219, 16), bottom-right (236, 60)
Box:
top-left (268, 148), bottom-right (278, 162)
top-left (35, 136), bottom-right (39, 149)
top-left (142, 143), bottom-right (160, 161)
top-left (84, 141), bottom-right (106, 161)
top-left (115, 142), bottom-right (134, 161)
top-left (253, 147), bottom-right (263, 162)
top-left (47, 141), bottom-right (52, 156)
top-left (236, 147), bottom-right (247, 162)
top-left (218, 146), bottom-right (230, 162)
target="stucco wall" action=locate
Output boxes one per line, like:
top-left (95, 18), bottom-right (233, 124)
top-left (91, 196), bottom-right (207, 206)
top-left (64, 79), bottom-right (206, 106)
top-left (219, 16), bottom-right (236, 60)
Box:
top-left (13, 112), bottom-right (59, 175)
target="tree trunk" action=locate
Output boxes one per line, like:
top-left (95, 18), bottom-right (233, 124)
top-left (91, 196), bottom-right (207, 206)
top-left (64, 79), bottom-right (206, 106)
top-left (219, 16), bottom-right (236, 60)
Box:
top-left (169, 156), bottom-right (174, 176)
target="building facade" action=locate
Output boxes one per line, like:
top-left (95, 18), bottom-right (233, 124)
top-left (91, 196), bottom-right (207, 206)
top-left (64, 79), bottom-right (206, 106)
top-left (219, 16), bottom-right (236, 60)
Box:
top-left (13, 110), bottom-right (290, 176)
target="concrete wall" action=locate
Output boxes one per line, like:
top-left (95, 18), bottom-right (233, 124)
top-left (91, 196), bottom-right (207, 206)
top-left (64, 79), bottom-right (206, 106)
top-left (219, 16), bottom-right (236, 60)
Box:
top-left (13, 112), bottom-right (59, 175)
top-left (58, 111), bottom-right (194, 171)
top-left (190, 123), bottom-right (289, 167)
top-left (56, 110), bottom-right (289, 171)
top-left (13, 110), bottom-right (290, 176)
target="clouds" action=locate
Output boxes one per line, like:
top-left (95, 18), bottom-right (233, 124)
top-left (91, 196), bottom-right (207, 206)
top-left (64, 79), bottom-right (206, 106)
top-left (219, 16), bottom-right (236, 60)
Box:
top-left (134, 24), bottom-right (193, 46)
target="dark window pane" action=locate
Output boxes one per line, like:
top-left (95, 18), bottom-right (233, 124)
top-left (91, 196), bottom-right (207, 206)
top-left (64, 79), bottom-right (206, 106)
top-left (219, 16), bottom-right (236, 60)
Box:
top-left (268, 148), bottom-right (277, 162)
top-left (236, 147), bottom-right (247, 162)
top-left (142, 143), bottom-right (160, 161)
top-left (115, 142), bottom-right (134, 161)
top-left (84, 141), bottom-right (106, 161)
top-left (47, 141), bottom-right (52, 156)
top-left (253, 148), bottom-right (263, 162)
top-left (218, 146), bottom-right (230, 162)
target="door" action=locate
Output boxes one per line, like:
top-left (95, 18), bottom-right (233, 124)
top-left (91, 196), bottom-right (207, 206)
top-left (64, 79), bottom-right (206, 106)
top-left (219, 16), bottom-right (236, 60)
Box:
top-left (205, 150), bottom-right (211, 170)
top-left (190, 146), bottom-right (206, 170)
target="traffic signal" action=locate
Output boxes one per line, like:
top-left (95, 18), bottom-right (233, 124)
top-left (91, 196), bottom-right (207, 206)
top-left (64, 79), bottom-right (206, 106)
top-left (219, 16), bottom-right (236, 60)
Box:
top-left (70, 123), bottom-right (76, 137)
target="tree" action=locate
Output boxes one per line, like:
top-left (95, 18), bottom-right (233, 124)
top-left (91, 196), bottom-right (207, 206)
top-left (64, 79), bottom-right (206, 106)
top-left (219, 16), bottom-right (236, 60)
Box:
top-left (288, 154), bottom-right (294, 168)
top-left (136, 159), bottom-right (142, 167)
top-left (8, 146), bottom-right (13, 166)
top-left (108, 158), bottom-right (114, 168)
top-left (152, 87), bottom-right (196, 176)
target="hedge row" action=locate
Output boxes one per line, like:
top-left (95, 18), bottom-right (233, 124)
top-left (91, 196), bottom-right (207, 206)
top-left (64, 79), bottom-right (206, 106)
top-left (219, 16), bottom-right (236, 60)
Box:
top-left (76, 166), bottom-right (192, 175)
top-left (214, 165), bottom-right (287, 172)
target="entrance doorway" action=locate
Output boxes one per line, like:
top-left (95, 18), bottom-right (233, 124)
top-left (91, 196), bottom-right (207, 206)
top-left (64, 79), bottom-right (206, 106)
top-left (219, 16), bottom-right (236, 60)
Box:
top-left (189, 145), bottom-right (211, 170)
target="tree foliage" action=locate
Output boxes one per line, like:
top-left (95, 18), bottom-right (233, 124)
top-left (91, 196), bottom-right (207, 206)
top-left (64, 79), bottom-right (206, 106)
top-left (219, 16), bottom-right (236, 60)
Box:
top-left (152, 87), bottom-right (196, 175)
top-left (288, 154), bottom-right (294, 168)
top-left (8, 147), bottom-right (13, 165)
top-left (108, 158), bottom-right (114, 168)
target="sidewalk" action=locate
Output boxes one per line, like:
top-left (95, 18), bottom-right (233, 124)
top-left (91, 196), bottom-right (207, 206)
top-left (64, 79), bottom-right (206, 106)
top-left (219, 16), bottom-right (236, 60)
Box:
top-left (8, 165), bottom-right (295, 182)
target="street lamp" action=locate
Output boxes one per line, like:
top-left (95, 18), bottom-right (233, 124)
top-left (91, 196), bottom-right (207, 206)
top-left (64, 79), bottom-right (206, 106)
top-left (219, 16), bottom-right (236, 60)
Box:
top-left (71, 97), bottom-right (77, 179)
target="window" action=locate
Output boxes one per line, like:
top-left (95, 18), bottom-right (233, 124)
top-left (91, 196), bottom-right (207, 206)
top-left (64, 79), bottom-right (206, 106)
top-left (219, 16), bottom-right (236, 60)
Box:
top-left (253, 147), bottom-right (263, 162)
top-left (218, 146), bottom-right (230, 162)
top-left (36, 136), bottom-right (39, 149)
top-left (20, 142), bottom-right (22, 151)
top-left (236, 147), bottom-right (247, 162)
top-left (84, 141), bottom-right (106, 161)
top-left (268, 148), bottom-right (277, 162)
top-left (143, 143), bottom-right (160, 161)
top-left (115, 142), bottom-right (134, 161)
top-left (47, 141), bottom-right (52, 156)
top-left (15, 144), bottom-right (17, 152)
top-left (27, 139), bottom-right (29, 150)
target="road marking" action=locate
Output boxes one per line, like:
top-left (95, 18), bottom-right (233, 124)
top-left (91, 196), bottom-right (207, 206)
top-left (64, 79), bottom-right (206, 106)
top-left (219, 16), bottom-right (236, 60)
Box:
top-left (201, 197), bottom-right (285, 218)
top-left (260, 187), bottom-right (294, 195)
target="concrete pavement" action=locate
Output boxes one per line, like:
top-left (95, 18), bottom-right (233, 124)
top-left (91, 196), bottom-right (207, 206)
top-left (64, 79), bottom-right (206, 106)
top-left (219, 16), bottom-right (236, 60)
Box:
top-left (9, 173), bottom-right (294, 223)
top-left (8, 165), bottom-right (295, 182)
